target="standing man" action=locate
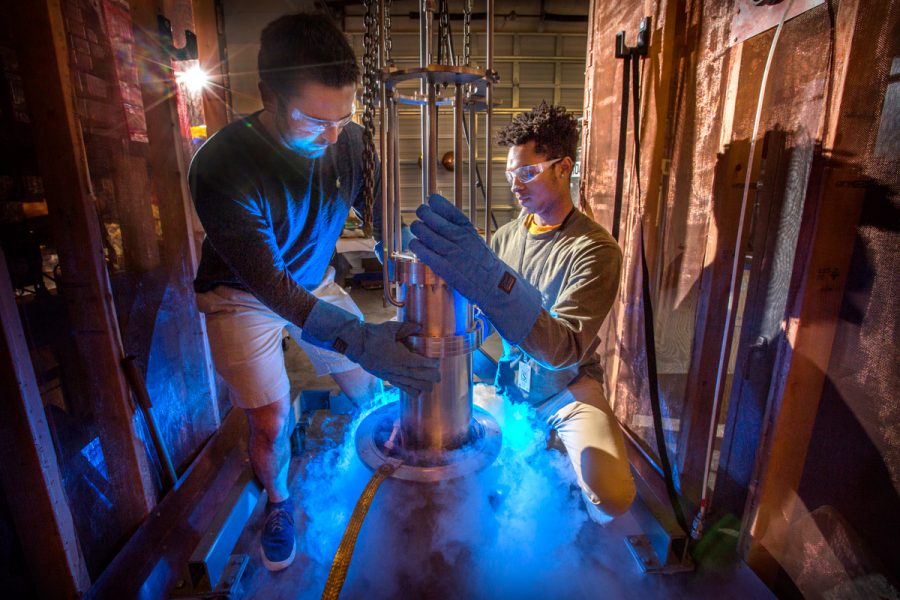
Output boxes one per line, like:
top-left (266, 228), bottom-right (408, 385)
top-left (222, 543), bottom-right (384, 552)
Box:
top-left (189, 13), bottom-right (439, 571)
top-left (410, 102), bottom-right (636, 525)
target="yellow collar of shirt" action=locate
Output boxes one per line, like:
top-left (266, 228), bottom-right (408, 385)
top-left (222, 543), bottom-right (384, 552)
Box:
top-left (525, 213), bottom-right (563, 234)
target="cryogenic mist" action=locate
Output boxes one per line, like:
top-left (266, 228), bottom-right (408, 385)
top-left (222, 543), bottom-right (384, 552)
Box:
top-left (296, 384), bottom-right (595, 599)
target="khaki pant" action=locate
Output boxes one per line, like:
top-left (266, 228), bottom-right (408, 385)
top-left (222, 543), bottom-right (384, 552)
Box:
top-left (535, 376), bottom-right (636, 523)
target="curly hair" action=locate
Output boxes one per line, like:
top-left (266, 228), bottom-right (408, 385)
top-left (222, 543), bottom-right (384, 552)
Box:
top-left (497, 102), bottom-right (579, 160)
top-left (258, 13), bottom-right (360, 97)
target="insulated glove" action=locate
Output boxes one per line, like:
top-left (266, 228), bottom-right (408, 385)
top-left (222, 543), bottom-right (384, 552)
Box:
top-left (300, 300), bottom-right (441, 396)
top-left (409, 194), bottom-right (543, 345)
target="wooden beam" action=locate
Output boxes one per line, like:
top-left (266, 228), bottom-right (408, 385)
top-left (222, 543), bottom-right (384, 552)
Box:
top-left (0, 248), bottom-right (91, 599)
top-left (675, 23), bottom-right (766, 503)
top-left (709, 130), bottom-right (790, 522)
top-left (739, 0), bottom-right (880, 584)
top-left (87, 408), bottom-right (248, 599)
top-left (193, 0), bottom-right (230, 135)
top-left (9, 0), bottom-right (156, 526)
top-left (743, 164), bottom-right (865, 583)
top-left (129, 0), bottom-right (220, 426)
top-left (131, 0), bottom-right (202, 270)
top-left (676, 137), bottom-right (759, 504)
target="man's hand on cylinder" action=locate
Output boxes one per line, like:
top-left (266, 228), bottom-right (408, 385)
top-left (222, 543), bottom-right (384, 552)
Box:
top-left (409, 194), bottom-right (543, 345)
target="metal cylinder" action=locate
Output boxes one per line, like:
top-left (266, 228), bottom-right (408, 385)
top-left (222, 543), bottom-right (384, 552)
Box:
top-left (358, 0), bottom-right (503, 483)
top-left (394, 257), bottom-right (476, 451)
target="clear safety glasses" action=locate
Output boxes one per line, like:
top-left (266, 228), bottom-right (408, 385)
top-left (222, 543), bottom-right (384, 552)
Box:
top-left (286, 103), bottom-right (357, 136)
top-left (504, 157), bottom-right (562, 185)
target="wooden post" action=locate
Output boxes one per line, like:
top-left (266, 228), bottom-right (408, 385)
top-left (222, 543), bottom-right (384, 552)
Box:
top-left (676, 137), bottom-right (759, 503)
top-left (9, 0), bottom-right (156, 526)
top-left (742, 164), bottom-right (865, 582)
top-left (193, 0), bottom-right (230, 136)
top-left (129, 0), bottom-right (220, 426)
top-left (738, 0), bottom-right (879, 584)
top-left (113, 153), bottom-right (161, 272)
top-left (0, 248), bottom-right (91, 599)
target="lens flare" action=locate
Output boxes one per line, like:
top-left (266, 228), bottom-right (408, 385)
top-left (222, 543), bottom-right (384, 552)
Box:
top-left (175, 64), bottom-right (208, 93)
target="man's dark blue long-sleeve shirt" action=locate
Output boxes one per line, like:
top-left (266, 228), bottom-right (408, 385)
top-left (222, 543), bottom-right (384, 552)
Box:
top-left (189, 112), bottom-right (380, 327)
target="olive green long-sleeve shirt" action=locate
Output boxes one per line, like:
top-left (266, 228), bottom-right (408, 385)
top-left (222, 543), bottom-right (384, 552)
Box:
top-left (490, 208), bottom-right (622, 403)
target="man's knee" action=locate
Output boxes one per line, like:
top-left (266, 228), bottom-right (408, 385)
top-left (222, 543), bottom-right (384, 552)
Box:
top-left (583, 478), bottom-right (636, 518)
top-left (246, 396), bottom-right (292, 446)
top-left (580, 447), bottom-right (636, 518)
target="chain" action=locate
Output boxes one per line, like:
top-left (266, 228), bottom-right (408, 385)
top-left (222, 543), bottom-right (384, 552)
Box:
top-left (463, 0), bottom-right (472, 66)
top-left (438, 0), bottom-right (450, 65)
top-left (361, 0), bottom-right (380, 237)
top-left (384, 0), bottom-right (393, 66)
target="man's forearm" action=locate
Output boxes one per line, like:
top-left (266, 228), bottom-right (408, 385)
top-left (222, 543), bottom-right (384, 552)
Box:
top-left (516, 309), bottom-right (601, 370)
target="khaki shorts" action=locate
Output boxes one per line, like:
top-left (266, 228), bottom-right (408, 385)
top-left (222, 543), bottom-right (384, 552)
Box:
top-left (196, 267), bottom-right (361, 410)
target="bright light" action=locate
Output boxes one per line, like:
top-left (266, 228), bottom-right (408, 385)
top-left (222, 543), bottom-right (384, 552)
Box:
top-left (176, 64), bottom-right (209, 93)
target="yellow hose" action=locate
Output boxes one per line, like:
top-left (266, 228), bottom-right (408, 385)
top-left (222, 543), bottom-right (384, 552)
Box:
top-left (320, 460), bottom-right (401, 600)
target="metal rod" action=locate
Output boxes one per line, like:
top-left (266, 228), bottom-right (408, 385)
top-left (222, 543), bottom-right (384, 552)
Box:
top-left (484, 0), bottom-right (494, 243)
top-left (420, 1), bottom-right (433, 204)
top-left (379, 0), bottom-right (402, 307)
top-left (468, 105), bottom-right (477, 223)
top-left (393, 97), bottom-right (402, 252)
top-left (427, 83), bottom-right (438, 196)
top-left (381, 95), bottom-right (402, 307)
top-left (379, 0), bottom-right (390, 267)
top-left (454, 85), bottom-right (464, 209)
top-left (381, 87), bottom-right (394, 303)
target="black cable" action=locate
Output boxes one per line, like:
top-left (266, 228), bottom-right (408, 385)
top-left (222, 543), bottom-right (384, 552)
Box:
top-left (612, 52), bottom-right (630, 241)
top-left (616, 18), bottom-right (690, 535)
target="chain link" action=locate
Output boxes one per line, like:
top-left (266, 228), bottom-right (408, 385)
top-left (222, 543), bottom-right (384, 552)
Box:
top-left (463, 0), bottom-right (472, 66)
top-left (361, 0), bottom-right (380, 237)
top-left (384, 0), bottom-right (393, 66)
top-left (438, 0), bottom-right (450, 65)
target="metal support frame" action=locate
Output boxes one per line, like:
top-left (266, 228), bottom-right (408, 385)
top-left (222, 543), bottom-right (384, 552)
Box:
top-left (622, 430), bottom-right (695, 573)
top-left (358, 0), bottom-right (502, 480)
top-left (170, 468), bottom-right (261, 599)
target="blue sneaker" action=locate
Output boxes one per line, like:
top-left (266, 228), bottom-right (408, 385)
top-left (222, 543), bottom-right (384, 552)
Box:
top-left (261, 500), bottom-right (296, 571)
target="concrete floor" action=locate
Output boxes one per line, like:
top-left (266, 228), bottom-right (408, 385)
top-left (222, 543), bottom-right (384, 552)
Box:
top-left (234, 285), bottom-right (774, 600)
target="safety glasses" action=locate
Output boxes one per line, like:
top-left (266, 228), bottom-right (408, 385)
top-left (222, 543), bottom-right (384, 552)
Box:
top-left (504, 157), bottom-right (562, 185)
top-left (284, 101), bottom-right (357, 136)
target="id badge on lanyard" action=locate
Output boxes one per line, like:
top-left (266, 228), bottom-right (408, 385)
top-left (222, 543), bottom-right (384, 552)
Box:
top-left (516, 358), bottom-right (532, 394)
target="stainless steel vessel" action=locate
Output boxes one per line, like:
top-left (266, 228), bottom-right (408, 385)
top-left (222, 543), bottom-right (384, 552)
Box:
top-left (395, 257), bottom-right (476, 451)
top-left (354, 0), bottom-right (501, 482)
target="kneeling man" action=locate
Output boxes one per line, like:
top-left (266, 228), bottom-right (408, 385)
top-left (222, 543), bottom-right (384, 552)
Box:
top-left (410, 102), bottom-right (635, 524)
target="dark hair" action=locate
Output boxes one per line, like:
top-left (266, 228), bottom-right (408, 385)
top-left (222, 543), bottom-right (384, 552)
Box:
top-left (497, 101), bottom-right (579, 160)
top-left (258, 13), bottom-right (360, 97)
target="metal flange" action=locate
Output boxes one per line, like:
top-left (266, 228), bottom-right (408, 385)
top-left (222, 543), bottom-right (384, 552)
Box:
top-left (390, 255), bottom-right (444, 286)
top-left (392, 92), bottom-right (455, 107)
top-left (408, 325), bottom-right (482, 358)
top-left (355, 403), bottom-right (502, 483)
top-left (383, 65), bottom-right (498, 89)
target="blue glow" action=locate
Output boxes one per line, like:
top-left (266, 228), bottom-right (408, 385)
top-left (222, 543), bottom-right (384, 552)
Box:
top-left (80, 436), bottom-right (110, 482)
top-left (82, 474), bottom-right (114, 511)
top-left (295, 384), bottom-right (590, 599)
top-left (79, 436), bottom-right (113, 511)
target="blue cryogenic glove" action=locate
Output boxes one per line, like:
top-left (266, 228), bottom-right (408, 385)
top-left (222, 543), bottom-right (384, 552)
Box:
top-left (409, 194), bottom-right (543, 345)
top-left (300, 300), bottom-right (441, 396)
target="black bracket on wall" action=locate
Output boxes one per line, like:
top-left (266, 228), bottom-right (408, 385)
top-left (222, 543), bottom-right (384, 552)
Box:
top-left (158, 15), bottom-right (198, 61)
